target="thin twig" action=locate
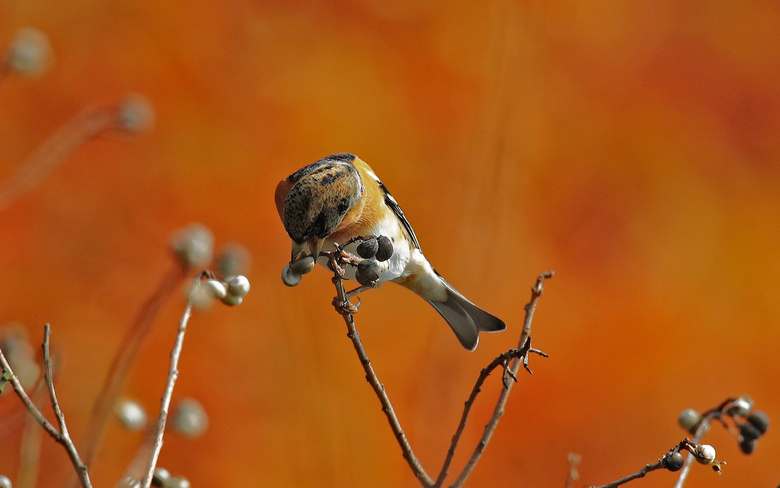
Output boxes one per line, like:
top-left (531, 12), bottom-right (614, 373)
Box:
top-left (590, 461), bottom-right (664, 488)
top-left (0, 107), bottom-right (118, 212)
top-left (332, 274), bottom-right (436, 487)
top-left (450, 270), bottom-right (554, 487)
top-left (139, 274), bottom-right (201, 488)
top-left (41, 324), bottom-right (92, 488)
top-left (435, 342), bottom-right (546, 487)
top-left (0, 328), bottom-right (93, 488)
top-left (78, 263), bottom-right (187, 471)
top-left (43, 325), bottom-right (68, 435)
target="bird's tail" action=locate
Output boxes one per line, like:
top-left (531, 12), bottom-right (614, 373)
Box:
top-left (427, 278), bottom-right (506, 351)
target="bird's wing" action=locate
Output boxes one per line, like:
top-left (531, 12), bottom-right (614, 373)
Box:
top-left (376, 179), bottom-right (422, 251)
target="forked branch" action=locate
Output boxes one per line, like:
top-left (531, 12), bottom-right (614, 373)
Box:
top-left (320, 242), bottom-right (553, 487)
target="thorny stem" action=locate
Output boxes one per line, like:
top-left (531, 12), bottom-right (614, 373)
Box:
top-left (450, 270), bottom-right (554, 487)
top-left (78, 263), bottom-right (187, 472)
top-left (331, 274), bottom-right (436, 487)
top-left (140, 274), bottom-right (202, 488)
top-left (0, 326), bottom-right (93, 488)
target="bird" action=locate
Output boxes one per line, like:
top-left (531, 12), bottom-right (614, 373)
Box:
top-left (274, 152), bottom-right (506, 350)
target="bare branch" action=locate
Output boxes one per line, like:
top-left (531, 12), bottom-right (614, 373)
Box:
top-left (436, 342), bottom-right (546, 486)
top-left (331, 273), bottom-right (436, 487)
top-left (0, 326), bottom-right (93, 488)
top-left (590, 461), bottom-right (664, 488)
top-left (42, 325), bottom-right (68, 436)
top-left (139, 273), bottom-right (202, 488)
top-left (450, 270), bottom-right (554, 487)
top-left (41, 324), bottom-right (92, 488)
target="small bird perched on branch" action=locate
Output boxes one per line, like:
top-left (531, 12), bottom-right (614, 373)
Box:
top-left (275, 153), bottom-right (505, 350)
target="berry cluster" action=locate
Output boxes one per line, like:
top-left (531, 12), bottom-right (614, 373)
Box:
top-left (280, 235), bottom-right (395, 287)
top-left (660, 440), bottom-right (721, 473)
top-left (204, 275), bottom-right (251, 306)
top-left (354, 236), bottom-right (393, 286)
top-left (678, 395), bottom-right (769, 455)
top-left (151, 468), bottom-right (191, 488)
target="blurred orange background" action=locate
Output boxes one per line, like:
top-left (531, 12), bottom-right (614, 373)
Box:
top-left (1, 1), bottom-right (779, 487)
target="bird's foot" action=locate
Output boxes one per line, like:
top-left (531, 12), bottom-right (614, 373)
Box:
top-left (345, 285), bottom-right (375, 301)
top-left (332, 294), bottom-right (361, 314)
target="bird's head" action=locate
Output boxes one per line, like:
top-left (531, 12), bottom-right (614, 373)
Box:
top-left (275, 153), bottom-right (364, 260)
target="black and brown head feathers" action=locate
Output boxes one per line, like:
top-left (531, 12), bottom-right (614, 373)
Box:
top-left (275, 154), bottom-right (364, 244)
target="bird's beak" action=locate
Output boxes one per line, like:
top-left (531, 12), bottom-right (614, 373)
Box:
top-left (309, 238), bottom-right (326, 261)
top-left (291, 238), bottom-right (326, 262)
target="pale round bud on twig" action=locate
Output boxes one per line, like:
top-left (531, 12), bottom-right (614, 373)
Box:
top-left (226, 275), bottom-right (250, 297)
top-left (216, 243), bottom-right (252, 278)
top-left (0, 474), bottom-right (12, 488)
top-left (170, 223), bottom-right (214, 268)
top-left (115, 399), bottom-right (147, 430)
top-left (172, 398), bottom-right (208, 437)
top-left (727, 396), bottom-right (753, 417)
top-left (4, 28), bottom-right (54, 77)
top-left (0, 325), bottom-right (41, 389)
top-left (166, 477), bottom-right (191, 488)
top-left (151, 468), bottom-right (171, 487)
top-left (188, 284), bottom-right (214, 311)
top-left (678, 408), bottom-right (701, 434)
top-left (204, 279), bottom-right (227, 300)
top-left (282, 265), bottom-right (302, 287)
top-left (116, 94), bottom-right (155, 133)
top-left (220, 293), bottom-right (243, 306)
top-left (694, 444), bottom-right (716, 465)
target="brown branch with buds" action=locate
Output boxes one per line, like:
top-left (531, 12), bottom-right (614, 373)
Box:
top-left (581, 395), bottom-right (769, 488)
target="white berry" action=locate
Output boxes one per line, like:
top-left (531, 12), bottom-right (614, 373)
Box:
top-left (695, 444), bottom-right (717, 465)
top-left (204, 279), bottom-right (227, 299)
top-left (226, 275), bottom-right (250, 297)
